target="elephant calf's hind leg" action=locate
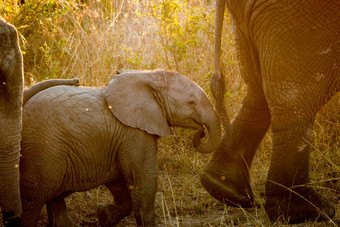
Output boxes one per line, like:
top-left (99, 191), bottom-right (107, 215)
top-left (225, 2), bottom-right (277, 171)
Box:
top-left (21, 201), bottom-right (44, 227)
top-left (46, 196), bottom-right (78, 227)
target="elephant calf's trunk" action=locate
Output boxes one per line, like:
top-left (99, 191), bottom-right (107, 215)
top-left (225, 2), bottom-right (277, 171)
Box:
top-left (193, 111), bottom-right (222, 154)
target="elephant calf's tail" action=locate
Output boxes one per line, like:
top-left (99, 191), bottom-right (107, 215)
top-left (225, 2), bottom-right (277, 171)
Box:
top-left (23, 78), bottom-right (80, 105)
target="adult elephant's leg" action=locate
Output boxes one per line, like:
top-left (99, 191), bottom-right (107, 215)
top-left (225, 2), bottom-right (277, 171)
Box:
top-left (201, 90), bottom-right (270, 207)
top-left (265, 112), bottom-right (335, 223)
top-left (0, 19), bottom-right (23, 225)
top-left (97, 178), bottom-right (132, 226)
top-left (46, 195), bottom-right (77, 227)
top-left (202, 20), bottom-right (271, 207)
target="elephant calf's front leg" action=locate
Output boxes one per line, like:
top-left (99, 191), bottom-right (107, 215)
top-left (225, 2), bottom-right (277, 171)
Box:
top-left (129, 174), bottom-right (157, 227)
top-left (97, 178), bottom-right (132, 226)
top-left (122, 137), bottom-right (158, 226)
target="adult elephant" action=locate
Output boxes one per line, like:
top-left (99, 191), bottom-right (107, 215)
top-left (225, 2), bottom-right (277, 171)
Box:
top-left (0, 18), bottom-right (79, 226)
top-left (201, 0), bottom-right (340, 223)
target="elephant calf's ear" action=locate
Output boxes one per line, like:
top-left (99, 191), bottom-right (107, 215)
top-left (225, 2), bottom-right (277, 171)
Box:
top-left (104, 73), bottom-right (171, 137)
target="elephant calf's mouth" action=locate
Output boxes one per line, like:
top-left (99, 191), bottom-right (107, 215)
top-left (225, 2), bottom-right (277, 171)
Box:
top-left (193, 130), bottom-right (207, 148)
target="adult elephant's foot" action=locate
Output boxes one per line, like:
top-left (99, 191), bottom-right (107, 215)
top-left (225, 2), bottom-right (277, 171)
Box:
top-left (200, 159), bottom-right (254, 207)
top-left (265, 187), bottom-right (335, 223)
top-left (97, 203), bottom-right (132, 226)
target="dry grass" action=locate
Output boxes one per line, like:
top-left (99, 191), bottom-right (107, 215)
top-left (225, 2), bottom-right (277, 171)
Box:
top-left (1, 0), bottom-right (339, 226)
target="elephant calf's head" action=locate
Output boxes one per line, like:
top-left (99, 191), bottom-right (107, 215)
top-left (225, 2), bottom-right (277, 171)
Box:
top-left (104, 70), bottom-right (222, 154)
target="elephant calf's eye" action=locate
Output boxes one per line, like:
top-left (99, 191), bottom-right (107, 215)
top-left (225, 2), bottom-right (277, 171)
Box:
top-left (188, 100), bottom-right (196, 107)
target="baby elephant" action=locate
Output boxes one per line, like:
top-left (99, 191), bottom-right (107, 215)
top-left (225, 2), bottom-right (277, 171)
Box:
top-left (20, 70), bottom-right (222, 226)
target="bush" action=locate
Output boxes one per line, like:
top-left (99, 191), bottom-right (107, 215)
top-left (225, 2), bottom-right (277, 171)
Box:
top-left (1, 0), bottom-right (230, 89)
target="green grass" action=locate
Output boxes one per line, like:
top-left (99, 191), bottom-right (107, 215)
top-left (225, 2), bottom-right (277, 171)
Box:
top-left (1, 0), bottom-right (339, 226)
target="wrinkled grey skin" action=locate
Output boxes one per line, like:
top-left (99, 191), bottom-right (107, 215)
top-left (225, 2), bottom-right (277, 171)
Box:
top-left (0, 17), bottom-right (79, 226)
top-left (20, 70), bottom-right (222, 226)
top-left (201, 0), bottom-right (340, 223)
top-left (0, 17), bottom-right (23, 227)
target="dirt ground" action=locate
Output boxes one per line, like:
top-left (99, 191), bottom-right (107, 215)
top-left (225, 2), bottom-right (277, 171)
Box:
top-left (34, 178), bottom-right (339, 227)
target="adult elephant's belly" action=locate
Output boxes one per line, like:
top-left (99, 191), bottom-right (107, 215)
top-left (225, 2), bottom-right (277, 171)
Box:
top-left (21, 86), bottom-right (122, 201)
